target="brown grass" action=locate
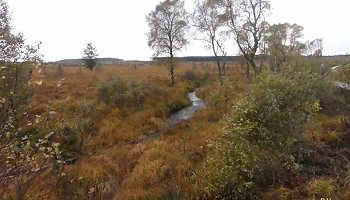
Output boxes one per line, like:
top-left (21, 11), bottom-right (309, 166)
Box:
top-left (23, 63), bottom-right (247, 199)
top-left (22, 62), bottom-right (350, 199)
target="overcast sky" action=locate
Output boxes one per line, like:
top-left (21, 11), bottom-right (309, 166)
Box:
top-left (6, 0), bottom-right (350, 62)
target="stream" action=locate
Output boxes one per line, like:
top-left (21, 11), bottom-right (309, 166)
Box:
top-left (139, 90), bottom-right (205, 142)
top-left (335, 81), bottom-right (350, 90)
top-left (332, 66), bottom-right (350, 90)
top-left (166, 91), bottom-right (205, 126)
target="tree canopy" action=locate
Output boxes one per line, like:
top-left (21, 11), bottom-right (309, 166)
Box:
top-left (146, 0), bottom-right (189, 86)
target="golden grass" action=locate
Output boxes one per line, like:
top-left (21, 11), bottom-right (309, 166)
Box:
top-left (27, 63), bottom-right (240, 199)
top-left (2, 58), bottom-right (349, 200)
top-left (24, 62), bottom-right (350, 199)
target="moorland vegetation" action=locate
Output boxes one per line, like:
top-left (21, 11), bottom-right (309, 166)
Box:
top-left (1, 0), bottom-right (350, 199)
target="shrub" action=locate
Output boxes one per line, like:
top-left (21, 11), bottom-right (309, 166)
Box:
top-left (306, 177), bottom-right (337, 199)
top-left (0, 63), bottom-right (63, 199)
top-left (97, 77), bottom-right (192, 117)
top-left (97, 77), bottom-right (154, 108)
top-left (196, 64), bottom-right (333, 199)
top-left (207, 76), bottom-right (235, 115)
top-left (57, 155), bottom-right (118, 199)
top-left (182, 68), bottom-right (213, 88)
top-left (54, 100), bottom-right (100, 158)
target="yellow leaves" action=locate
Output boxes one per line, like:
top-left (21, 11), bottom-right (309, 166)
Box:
top-left (35, 80), bottom-right (43, 85)
top-left (5, 132), bottom-right (11, 138)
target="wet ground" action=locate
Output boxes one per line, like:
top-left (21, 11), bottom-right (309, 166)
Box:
top-left (139, 91), bottom-right (205, 143)
top-left (166, 91), bottom-right (205, 126)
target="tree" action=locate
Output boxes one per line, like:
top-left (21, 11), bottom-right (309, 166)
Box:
top-left (82, 42), bottom-right (98, 71)
top-left (264, 23), bottom-right (288, 71)
top-left (193, 0), bottom-right (227, 83)
top-left (0, 1), bottom-right (61, 198)
top-left (305, 38), bottom-right (323, 57)
top-left (223, 0), bottom-right (270, 77)
top-left (264, 23), bottom-right (305, 71)
top-left (146, 0), bottom-right (189, 87)
top-left (288, 23), bottom-right (305, 54)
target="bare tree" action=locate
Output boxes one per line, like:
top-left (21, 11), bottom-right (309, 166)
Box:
top-left (193, 0), bottom-right (227, 83)
top-left (223, 0), bottom-right (270, 77)
top-left (146, 0), bottom-right (189, 87)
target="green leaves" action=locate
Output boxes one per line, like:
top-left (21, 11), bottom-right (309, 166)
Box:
top-left (196, 64), bottom-right (332, 198)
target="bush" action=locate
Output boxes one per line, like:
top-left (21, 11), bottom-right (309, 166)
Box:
top-left (57, 155), bottom-right (118, 199)
top-left (97, 77), bottom-right (153, 108)
top-left (97, 77), bottom-right (192, 117)
top-left (195, 64), bottom-right (333, 199)
top-left (54, 100), bottom-right (101, 158)
top-left (306, 177), bottom-right (337, 199)
top-left (181, 68), bottom-right (213, 88)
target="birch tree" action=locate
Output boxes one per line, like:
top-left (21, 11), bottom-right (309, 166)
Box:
top-left (146, 0), bottom-right (189, 86)
top-left (224, 0), bottom-right (270, 77)
top-left (193, 0), bottom-right (227, 83)
top-left (0, 1), bottom-right (61, 198)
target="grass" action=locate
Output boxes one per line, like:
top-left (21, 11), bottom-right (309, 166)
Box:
top-left (21, 62), bottom-right (246, 199)
top-left (10, 61), bottom-right (350, 199)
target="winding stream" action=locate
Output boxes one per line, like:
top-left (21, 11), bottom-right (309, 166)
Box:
top-left (140, 90), bottom-right (205, 143)
top-left (166, 91), bottom-right (205, 126)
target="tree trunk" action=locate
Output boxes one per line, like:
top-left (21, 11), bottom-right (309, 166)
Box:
top-left (250, 59), bottom-right (260, 77)
top-left (246, 61), bottom-right (250, 80)
top-left (212, 38), bottom-right (223, 85)
top-left (170, 51), bottom-right (175, 87)
top-left (215, 59), bottom-right (224, 85)
top-left (222, 61), bottom-right (226, 76)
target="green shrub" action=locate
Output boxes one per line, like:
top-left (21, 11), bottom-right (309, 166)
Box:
top-left (54, 100), bottom-right (100, 158)
top-left (196, 64), bottom-right (333, 199)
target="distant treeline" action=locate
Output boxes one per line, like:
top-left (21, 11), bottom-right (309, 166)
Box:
top-left (47, 54), bottom-right (350, 66)
top-left (183, 55), bottom-right (267, 62)
top-left (154, 55), bottom-right (267, 63)
top-left (53, 58), bottom-right (124, 65)
top-left (157, 54), bottom-right (350, 63)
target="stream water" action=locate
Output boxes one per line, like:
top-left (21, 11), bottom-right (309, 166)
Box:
top-left (139, 91), bottom-right (205, 143)
top-left (166, 91), bottom-right (205, 126)
top-left (335, 81), bottom-right (350, 90)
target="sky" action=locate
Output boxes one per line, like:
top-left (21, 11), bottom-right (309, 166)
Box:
top-left (5, 0), bottom-right (350, 62)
